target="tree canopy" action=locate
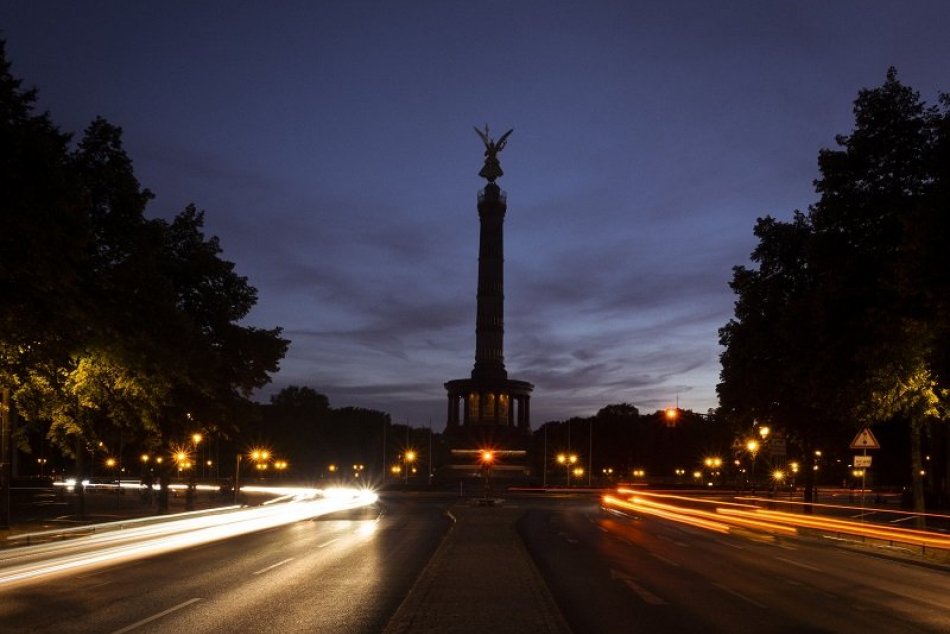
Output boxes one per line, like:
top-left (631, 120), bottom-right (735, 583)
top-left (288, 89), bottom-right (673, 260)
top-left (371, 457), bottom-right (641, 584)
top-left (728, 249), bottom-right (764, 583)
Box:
top-left (718, 69), bottom-right (950, 508)
top-left (0, 41), bottom-right (288, 460)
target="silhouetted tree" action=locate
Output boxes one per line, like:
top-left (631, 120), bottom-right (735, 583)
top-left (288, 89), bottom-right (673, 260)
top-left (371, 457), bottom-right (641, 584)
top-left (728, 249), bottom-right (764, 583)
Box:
top-left (0, 42), bottom-right (288, 487)
top-left (719, 69), bottom-right (950, 511)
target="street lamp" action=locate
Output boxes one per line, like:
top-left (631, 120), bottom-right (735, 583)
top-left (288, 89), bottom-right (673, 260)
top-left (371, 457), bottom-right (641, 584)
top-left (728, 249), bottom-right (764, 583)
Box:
top-left (404, 450), bottom-right (416, 485)
top-left (174, 450), bottom-right (189, 479)
top-left (480, 450), bottom-right (495, 499)
top-left (192, 433), bottom-right (203, 479)
top-left (746, 439), bottom-right (760, 492)
top-left (556, 453), bottom-right (578, 486)
top-left (704, 457), bottom-right (723, 486)
top-left (105, 457), bottom-right (118, 491)
top-left (664, 408), bottom-right (679, 427)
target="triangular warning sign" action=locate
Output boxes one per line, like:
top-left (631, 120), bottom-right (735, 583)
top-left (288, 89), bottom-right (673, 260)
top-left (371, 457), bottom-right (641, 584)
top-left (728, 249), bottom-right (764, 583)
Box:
top-left (850, 427), bottom-right (880, 450)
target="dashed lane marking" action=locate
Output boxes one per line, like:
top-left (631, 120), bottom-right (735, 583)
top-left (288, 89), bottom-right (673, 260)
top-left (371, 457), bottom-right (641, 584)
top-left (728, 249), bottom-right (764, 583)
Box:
top-left (775, 556), bottom-right (821, 573)
top-left (650, 552), bottom-right (680, 567)
top-left (610, 569), bottom-right (667, 605)
top-left (110, 598), bottom-right (203, 634)
top-left (712, 583), bottom-right (767, 609)
top-left (253, 557), bottom-right (295, 575)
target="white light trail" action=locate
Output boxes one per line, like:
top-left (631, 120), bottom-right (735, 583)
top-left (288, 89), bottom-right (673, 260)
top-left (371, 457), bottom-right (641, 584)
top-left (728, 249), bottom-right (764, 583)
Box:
top-left (0, 486), bottom-right (378, 589)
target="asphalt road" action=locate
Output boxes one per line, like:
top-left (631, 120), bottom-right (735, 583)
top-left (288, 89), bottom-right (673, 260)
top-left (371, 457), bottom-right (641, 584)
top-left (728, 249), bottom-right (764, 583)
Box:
top-left (518, 496), bottom-right (950, 634)
top-left (0, 496), bottom-right (450, 633)
top-left (3, 492), bottom-right (947, 633)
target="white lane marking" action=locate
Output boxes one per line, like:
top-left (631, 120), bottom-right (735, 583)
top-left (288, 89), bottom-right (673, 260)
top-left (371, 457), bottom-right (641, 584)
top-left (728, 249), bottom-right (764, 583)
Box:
top-left (715, 539), bottom-right (744, 550)
top-left (650, 552), bottom-right (680, 567)
top-left (623, 579), bottom-right (667, 605)
top-left (318, 538), bottom-right (339, 548)
top-left (713, 583), bottom-right (766, 609)
top-left (775, 556), bottom-right (821, 572)
top-left (87, 580), bottom-right (113, 589)
top-left (110, 598), bottom-right (203, 634)
top-left (599, 526), bottom-right (609, 533)
top-left (253, 557), bottom-right (295, 575)
top-left (610, 568), bottom-right (667, 605)
top-left (558, 531), bottom-right (578, 544)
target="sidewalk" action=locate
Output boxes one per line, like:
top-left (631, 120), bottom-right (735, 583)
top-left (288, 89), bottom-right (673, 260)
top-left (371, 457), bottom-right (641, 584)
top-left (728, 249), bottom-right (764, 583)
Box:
top-left (384, 500), bottom-right (572, 634)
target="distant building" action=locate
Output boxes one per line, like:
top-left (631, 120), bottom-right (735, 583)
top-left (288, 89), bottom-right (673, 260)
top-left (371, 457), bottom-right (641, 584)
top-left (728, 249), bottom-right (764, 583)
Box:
top-left (443, 128), bottom-right (533, 478)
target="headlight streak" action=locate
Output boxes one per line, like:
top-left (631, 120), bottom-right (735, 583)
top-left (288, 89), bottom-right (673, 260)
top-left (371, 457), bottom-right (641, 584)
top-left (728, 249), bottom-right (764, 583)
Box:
top-left (604, 489), bottom-right (950, 550)
top-left (602, 494), bottom-right (730, 534)
top-left (716, 507), bottom-right (950, 550)
top-left (0, 487), bottom-right (378, 588)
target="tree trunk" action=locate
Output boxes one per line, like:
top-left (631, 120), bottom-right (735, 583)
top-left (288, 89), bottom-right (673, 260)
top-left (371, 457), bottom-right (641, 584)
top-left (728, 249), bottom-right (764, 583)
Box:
top-left (910, 419), bottom-right (926, 528)
top-left (802, 458), bottom-right (815, 514)
top-left (0, 387), bottom-right (11, 529)
top-left (74, 436), bottom-right (86, 520)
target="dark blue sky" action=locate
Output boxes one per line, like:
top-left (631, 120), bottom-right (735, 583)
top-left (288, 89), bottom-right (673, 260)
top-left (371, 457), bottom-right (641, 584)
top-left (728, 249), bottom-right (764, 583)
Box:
top-left (3, 2), bottom-right (949, 428)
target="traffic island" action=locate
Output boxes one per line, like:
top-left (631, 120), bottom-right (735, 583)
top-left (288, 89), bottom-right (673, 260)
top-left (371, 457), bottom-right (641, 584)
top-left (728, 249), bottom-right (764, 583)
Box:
top-left (384, 502), bottom-right (571, 633)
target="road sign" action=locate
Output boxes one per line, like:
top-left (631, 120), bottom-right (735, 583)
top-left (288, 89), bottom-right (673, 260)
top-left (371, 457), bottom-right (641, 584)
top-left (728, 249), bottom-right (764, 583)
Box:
top-left (770, 437), bottom-right (787, 458)
top-left (850, 427), bottom-right (880, 450)
top-left (854, 455), bottom-right (872, 468)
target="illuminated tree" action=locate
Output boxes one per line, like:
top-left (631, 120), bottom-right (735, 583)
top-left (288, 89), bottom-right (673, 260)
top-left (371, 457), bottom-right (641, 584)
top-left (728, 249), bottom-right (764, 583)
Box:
top-left (720, 69), bottom-right (950, 511)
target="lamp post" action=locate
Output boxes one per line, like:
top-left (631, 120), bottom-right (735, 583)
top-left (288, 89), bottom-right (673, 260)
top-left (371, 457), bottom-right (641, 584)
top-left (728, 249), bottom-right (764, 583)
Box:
top-left (234, 454), bottom-right (242, 505)
top-left (480, 450), bottom-right (494, 499)
top-left (557, 453), bottom-right (578, 486)
top-left (404, 450), bottom-right (416, 485)
top-left (704, 457), bottom-right (723, 486)
top-left (746, 439), bottom-right (760, 492)
top-left (192, 433), bottom-right (203, 480)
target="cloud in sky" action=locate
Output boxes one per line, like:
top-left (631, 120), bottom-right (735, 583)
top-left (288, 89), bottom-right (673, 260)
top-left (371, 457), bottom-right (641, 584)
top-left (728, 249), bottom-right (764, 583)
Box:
top-left (3, 1), bottom-right (949, 429)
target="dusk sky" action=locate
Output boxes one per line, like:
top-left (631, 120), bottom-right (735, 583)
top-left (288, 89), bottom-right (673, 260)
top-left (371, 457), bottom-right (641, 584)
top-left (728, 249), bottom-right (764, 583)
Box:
top-left (3, 2), bottom-right (949, 429)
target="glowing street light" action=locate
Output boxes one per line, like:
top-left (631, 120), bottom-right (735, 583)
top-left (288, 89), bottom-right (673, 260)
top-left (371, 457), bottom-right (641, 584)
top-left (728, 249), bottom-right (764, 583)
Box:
top-left (480, 450), bottom-right (495, 499)
top-left (557, 453), bottom-right (578, 486)
top-left (746, 439), bottom-right (760, 492)
top-left (404, 450), bottom-right (416, 484)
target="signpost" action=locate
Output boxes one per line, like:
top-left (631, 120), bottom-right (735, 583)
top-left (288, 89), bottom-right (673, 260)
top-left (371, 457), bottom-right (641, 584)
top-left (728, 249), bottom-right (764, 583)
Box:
top-left (849, 428), bottom-right (881, 517)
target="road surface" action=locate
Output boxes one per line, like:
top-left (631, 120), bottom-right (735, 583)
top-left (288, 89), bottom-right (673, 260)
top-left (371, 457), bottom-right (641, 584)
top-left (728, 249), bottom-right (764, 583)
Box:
top-left (519, 496), bottom-right (950, 633)
top-left (0, 496), bottom-right (448, 633)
